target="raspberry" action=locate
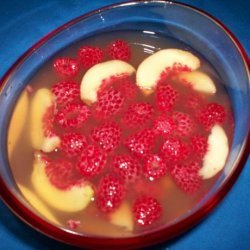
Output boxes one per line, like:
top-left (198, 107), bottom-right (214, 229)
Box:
top-left (93, 87), bottom-right (124, 119)
top-left (122, 103), bottom-right (154, 128)
top-left (53, 57), bottom-right (79, 78)
top-left (42, 105), bottom-right (56, 137)
top-left (56, 103), bottom-right (90, 128)
top-left (61, 132), bottom-right (87, 157)
top-left (170, 162), bottom-right (202, 194)
top-left (153, 115), bottom-right (176, 136)
top-left (182, 88), bottom-right (204, 112)
top-left (51, 81), bottom-right (80, 106)
top-left (161, 137), bottom-right (190, 162)
top-left (190, 135), bottom-right (208, 159)
top-left (91, 121), bottom-right (121, 152)
top-left (67, 220), bottom-right (80, 230)
top-left (78, 46), bottom-right (104, 69)
top-left (156, 83), bottom-right (179, 112)
top-left (134, 179), bottom-right (161, 198)
top-left (143, 154), bottom-right (168, 181)
top-left (96, 174), bottom-right (125, 213)
top-left (172, 111), bottom-right (194, 137)
top-left (107, 39), bottom-right (131, 62)
top-left (159, 63), bottom-right (191, 81)
top-left (45, 159), bottom-right (81, 190)
top-left (133, 196), bottom-right (162, 226)
top-left (112, 155), bottom-right (141, 183)
top-left (197, 103), bottom-right (226, 131)
top-left (116, 78), bottom-right (138, 100)
top-left (77, 145), bottom-right (107, 178)
top-left (125, 129), bottom-right (155, 158)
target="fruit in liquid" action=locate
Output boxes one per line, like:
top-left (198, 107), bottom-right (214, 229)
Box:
top-left (8, 30), bottom-right (233, 237)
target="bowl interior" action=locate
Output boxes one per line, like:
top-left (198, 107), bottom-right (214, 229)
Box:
top-left (0, 1), bottom-right (249, 248)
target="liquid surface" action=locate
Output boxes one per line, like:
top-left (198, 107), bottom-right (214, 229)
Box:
top-left (8, 30), bottom-right (233, 237)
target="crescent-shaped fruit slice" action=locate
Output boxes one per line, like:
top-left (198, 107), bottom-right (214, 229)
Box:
top-left (8, 91), bottom-right (29, 158)
top-left (109, 201), bottom-right (133, 231)
top-left (177, 71), bottom-right (216, 94)
top-left (18, 183), bottom-right (60, 225)
top-left (80, 60), bottom-right (135, 104)
top-left (30, 88), bottom-right (60, 152)
top-left (199, 125), bottom-right (229, 179)
top-left (31, 157), bottom-right (94, 212)
top-left (136, 49), bottom-right (200, 91)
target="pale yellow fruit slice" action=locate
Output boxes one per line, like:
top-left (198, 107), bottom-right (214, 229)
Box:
top-left (80, 60), bottom-right (135, 104)
top-left (8, 91), bottom-right (29, 158)
top-left (109, 201), bottom-right (133, 231)
top-left (18, 183), bottom-right (60, 225)
top-left (30, 88), bottom-right (60, 152)
top-left (199, 125), bottom-right (229, 179)
top-left (177, 71), bottom-right (216, 94)
top-left (136, 49), bottom-right (200, 90)
top-left (31, 157), bottom-right (94, 212)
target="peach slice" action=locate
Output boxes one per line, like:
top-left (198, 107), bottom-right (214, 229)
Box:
top-left (177, 71), bottom-right (216, 94)
top-left (80, 60), bottom-right (135, 104)
top-left (31, 157), bottom-right (94, 212)
top-left (136, 49), bottom-right (200, 91)
top-left (8, 91), bottom-right (29, 157)
top-left (30, 88), bottom-right (60, 152)
top-left (109, 201), bottom-right (133, 231)
top-left (18, 183), bottom-right (60, 225)
top-left (199, 125), bottom-right (229, 179)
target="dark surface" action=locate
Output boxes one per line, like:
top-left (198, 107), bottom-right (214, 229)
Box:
top-left (0, 0), bottom-right (250, 249)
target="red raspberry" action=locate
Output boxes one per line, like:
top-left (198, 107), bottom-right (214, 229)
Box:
top-left (159, 63), bottom-right (191, 81)
top-left (143, 154), bottom-right (168, 181)
top-left (156, 83), bottom-right (179, 112)
top-left (125, 129), bottom-right (155, 158)
top-left (51, 81), bottom-right (80, 106)
top-left (161, 137), bottom-right (190, 162)
top-left (45, 159), bottom-right (81, 190)
top-left (67, 220), bottom-right (80, 230)
top-left (77, 145), bottom-right (107, 178)
top-left (107, 39), bottom-right (131, 62)
top-left (153, 115), bottom-right (176, 136)
top-left (61, 132), bottom-right (87, 157)
top-left (172, 111), bottom-right (195, 137)
top-left (133, 196), bottom-right (162, 226)
top-left (93, 87), bottom-right (124, 119)
top-left (117, 79), bottom-right (138, 100)
top-left (170, 162), bottom-right (202, 194)
top-left (96, 174), bottom-right (125, 213)
top-left (91, 122), bottom-right (121, 152)
top-left (182, 87), bottom-right (204, 112)
top-left (190, 135), bottom-right (208, 159)
top-left (101, 75), bottom-right (138, 101)
top-left (197, 103), bottom-right (226, 131)
top-left (112, 155), bottom-right (141, 183)
top-left (42, 105), bottom-right (56, 137)
top-left (53, 57), bottom-right (79, 78)
top-left (56, 103), bottom-right (90, 128)
top-left (134, 179), bottom-right (161, 198)
top-left (122, 103), bottom-right (154, 128)
top-left (78, 46), bottom-right (104, 69)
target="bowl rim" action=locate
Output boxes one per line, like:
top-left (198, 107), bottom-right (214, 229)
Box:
top-left (0, 0), bottom-right (250, 249)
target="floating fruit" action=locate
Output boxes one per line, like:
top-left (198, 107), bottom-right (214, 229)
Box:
top-left (199, 125), bottom-right (229, 179)
top-left (31, 157), bottom-right (94, 212)
top-left (109, 201), bottom-right (133, 231)
top-left (136, 49), bottom-right (200, 91)
top-left (8, 91), bottom-right (29, 157)
top-left (18, 183), bottom-right (59, 225)
top-left (30, 88), bottom-right (60, 152)
top-left (177, 71), bottom-right (216, 94)
top-left (80, 60), bottom-right (135, 104)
